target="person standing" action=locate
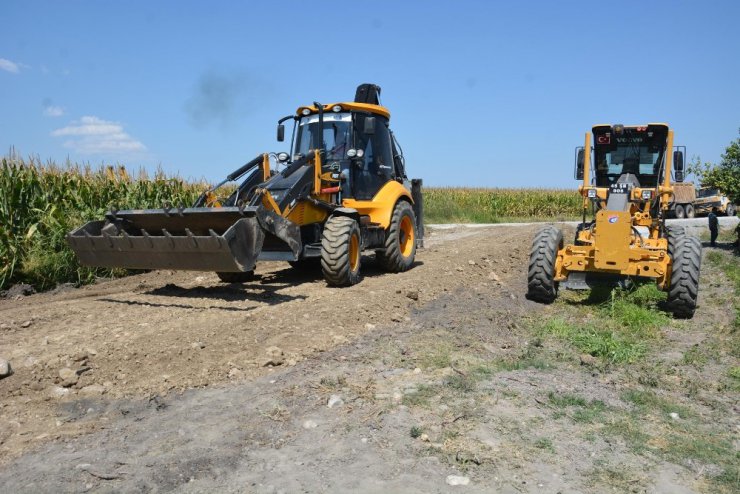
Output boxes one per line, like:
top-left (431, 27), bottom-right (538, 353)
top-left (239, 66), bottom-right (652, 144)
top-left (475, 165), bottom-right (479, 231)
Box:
top-left (708, 207), bottom-right (719, 246)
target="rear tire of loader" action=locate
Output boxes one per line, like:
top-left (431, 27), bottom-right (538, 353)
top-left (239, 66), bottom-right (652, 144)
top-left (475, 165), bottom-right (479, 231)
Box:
top-left (377, 201), bottom-right (417, 273)
top-left (674, 205), bottom-right (686, 219)
top-left (666, 236), bottom-right (701, 319)
top-left (216, 271), bottom-right (255, 283)
top-left (685, 204), bottom-right (695, 218)
top-left (321, 216), bottom-right (362, 286)
top-left (526, 226), bottom-right (563, 304)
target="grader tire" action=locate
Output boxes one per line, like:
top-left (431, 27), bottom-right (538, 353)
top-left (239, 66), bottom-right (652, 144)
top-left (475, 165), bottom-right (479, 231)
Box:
top-left (321, 216), bottom-right (362, 286)
top-left (666, 236), bottom-right (701, 318)
top-left (377, 201), bottom-right (417, 273)
top-left (526, 226), bottom-right (563, 303)
top-left (216, 271), bottom-right (255, 283)
top-left (665, 225), bottom-right (686, 259)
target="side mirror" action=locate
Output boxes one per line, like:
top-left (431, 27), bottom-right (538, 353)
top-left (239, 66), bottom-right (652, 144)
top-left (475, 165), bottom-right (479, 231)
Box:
top-left (363, 117), bottom-right (376, 135)
top-left (277, 124), bottom-right (285, 142)
top-left (575, 147), bottom-right (584, 180)
top-left (674, 150), bottom-right (684, 182)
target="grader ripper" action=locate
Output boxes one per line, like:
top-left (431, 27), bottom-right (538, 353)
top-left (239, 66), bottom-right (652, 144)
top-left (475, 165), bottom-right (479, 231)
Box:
top-left (67, 84), bottom-right (423, 286)
top-left (527, 123), bottom-right (701, 318)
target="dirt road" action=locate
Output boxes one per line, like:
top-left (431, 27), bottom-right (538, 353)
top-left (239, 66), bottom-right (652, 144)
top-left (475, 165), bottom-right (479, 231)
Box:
top-left (0, 224), bottom-right (737, 493)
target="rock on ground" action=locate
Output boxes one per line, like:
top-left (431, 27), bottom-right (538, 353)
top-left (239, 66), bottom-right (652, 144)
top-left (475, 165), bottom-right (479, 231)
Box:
top-left (0, 358), bottom-right (12, 378)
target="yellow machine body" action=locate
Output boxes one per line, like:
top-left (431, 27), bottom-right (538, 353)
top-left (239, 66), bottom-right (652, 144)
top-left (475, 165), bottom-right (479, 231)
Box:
top-left (554, 124), bottom-right (676, 289)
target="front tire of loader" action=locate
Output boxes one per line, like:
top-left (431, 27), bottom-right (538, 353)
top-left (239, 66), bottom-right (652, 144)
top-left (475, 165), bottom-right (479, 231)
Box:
top-left (216, 271), bottom-right (255, 283)
top-left (666, 236), bottom-right (701, 319)
top-left (377, 201), bottom-right (417, 273)
top-left (526, 225), bottom-right (563, 304)
top-left (321, 216), bottom-right (362, 286)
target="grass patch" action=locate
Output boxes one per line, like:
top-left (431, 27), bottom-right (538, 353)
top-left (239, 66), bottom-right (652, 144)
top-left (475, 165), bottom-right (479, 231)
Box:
top-left (417, 343), bottom-right (454, 370)
top-left (682, 344), bottom-right (708, 368)
top-left (401, 384), bottom-right (439, 408)
top-left (494, 356), bottom-right (552, 371)
top-left (587, 463), bottom-right (646, 492)
top-left (729, 366), bottom-right (740, 380)
top-left (607, 389), bottom-right (739, 492)
top-left (621, 389), bottom-right (693, 420)
top-left (534, 437), bottom-right (555, 453)
top-left (707, 251), bottom-right (740, 293)
top-left (547, 391), bottom-right (607, 423)
top-left (706, 250), bottom-right (740, 333)
top-left (542, 284), bottom-right (670, 364)
top-left (548, 391), bottom-right (587, 408)
top-left (444, 373), bottom-right (478, 393)
top-left (541, 317), bottom-right (649, 364)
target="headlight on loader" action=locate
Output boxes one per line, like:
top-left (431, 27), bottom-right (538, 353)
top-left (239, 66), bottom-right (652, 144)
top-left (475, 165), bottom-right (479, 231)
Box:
top-left (641, 190), bottom-right (653, 200)
top-left (587, 189), bottom-right (597, 198)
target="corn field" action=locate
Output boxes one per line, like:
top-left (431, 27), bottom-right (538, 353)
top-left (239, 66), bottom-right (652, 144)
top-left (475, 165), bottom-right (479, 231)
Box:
top-left (0, 157), bottom-right (205, 291)
top-left (0, 158), bottom-right (583, 292)
top-left (424, 187), bottom-right (582, 223)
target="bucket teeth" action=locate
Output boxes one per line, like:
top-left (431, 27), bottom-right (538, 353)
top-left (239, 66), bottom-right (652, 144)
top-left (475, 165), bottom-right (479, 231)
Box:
top-left (141, 229), bottom-right (153, 247)
top-left (185, 228), bottom-right (198, 247)
top-left (66, 207), bottom-right (279, 273)
top-left (121, 230), bottom-right (134, 248)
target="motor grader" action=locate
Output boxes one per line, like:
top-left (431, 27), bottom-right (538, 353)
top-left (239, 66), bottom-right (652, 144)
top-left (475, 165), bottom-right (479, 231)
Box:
top-left (67, 84), bottom-right (423, 286)
top-left (526, 123), bottom-right (701, 318)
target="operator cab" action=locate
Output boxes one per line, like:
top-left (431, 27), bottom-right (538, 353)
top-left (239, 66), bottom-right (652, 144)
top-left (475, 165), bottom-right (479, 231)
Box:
top-left (277, 84), bottom-right (407, 201)
top-left (592, 124), bottom-right (669, 188)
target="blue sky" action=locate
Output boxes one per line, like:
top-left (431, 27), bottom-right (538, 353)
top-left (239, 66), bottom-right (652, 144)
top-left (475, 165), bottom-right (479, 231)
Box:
top-left (1, 1), bottom-right (738, 187)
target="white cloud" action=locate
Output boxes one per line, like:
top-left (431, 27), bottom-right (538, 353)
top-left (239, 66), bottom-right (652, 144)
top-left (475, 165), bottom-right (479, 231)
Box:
top-left (51, 116), bottom-right (146, 154)
top-left (43, 105), bottom-right (65, 117)
top-left (0, 58), bottom-right (20, 74)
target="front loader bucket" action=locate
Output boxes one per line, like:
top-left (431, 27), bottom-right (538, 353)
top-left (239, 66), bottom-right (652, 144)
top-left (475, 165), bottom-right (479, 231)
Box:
top-left (66, 207), bottom-right (301, 273)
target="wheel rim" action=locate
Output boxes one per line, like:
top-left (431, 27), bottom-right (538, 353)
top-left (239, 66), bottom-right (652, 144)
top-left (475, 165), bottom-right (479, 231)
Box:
top-left (349, 232), bottom-right (360, 272)
top-left (399, 215), bottom-right (415, 257)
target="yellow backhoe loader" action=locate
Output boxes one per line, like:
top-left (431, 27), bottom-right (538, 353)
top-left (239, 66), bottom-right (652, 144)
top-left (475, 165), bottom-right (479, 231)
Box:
top-left (526, 124), bottom-right (701, 318)
top-left (67, 84), bottom-right (423, 286)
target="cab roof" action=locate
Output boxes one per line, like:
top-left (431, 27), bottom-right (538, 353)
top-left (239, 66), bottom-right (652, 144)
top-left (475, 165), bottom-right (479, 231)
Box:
top-left (295, 102), bottom-right (390, 119)
top-left (592, 123), bottom-right (669, 132)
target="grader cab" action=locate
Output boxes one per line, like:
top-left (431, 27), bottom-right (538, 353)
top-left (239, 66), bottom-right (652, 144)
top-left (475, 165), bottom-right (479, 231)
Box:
top-left (67, 84), bottom-right (423, 286)
top-left (526, 124), bottom-right (701, 318)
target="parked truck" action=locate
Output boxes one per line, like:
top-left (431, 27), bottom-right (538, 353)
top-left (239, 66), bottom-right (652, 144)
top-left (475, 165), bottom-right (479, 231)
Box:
top-left (670, 183), bottom-right (736, 218)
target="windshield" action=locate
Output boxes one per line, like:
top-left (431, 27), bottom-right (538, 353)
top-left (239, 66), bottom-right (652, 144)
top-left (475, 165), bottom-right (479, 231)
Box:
top-left (593, 128), bottom-right (667, 187)
top-left (294, 113), bottom-right (352, 160)
top-left (697, 188), bottom-right (719, 198)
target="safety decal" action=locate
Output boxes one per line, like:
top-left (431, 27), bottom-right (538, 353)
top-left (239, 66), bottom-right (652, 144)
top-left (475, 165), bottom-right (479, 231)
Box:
top-left (608, 215), bottom-right (619, 224)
